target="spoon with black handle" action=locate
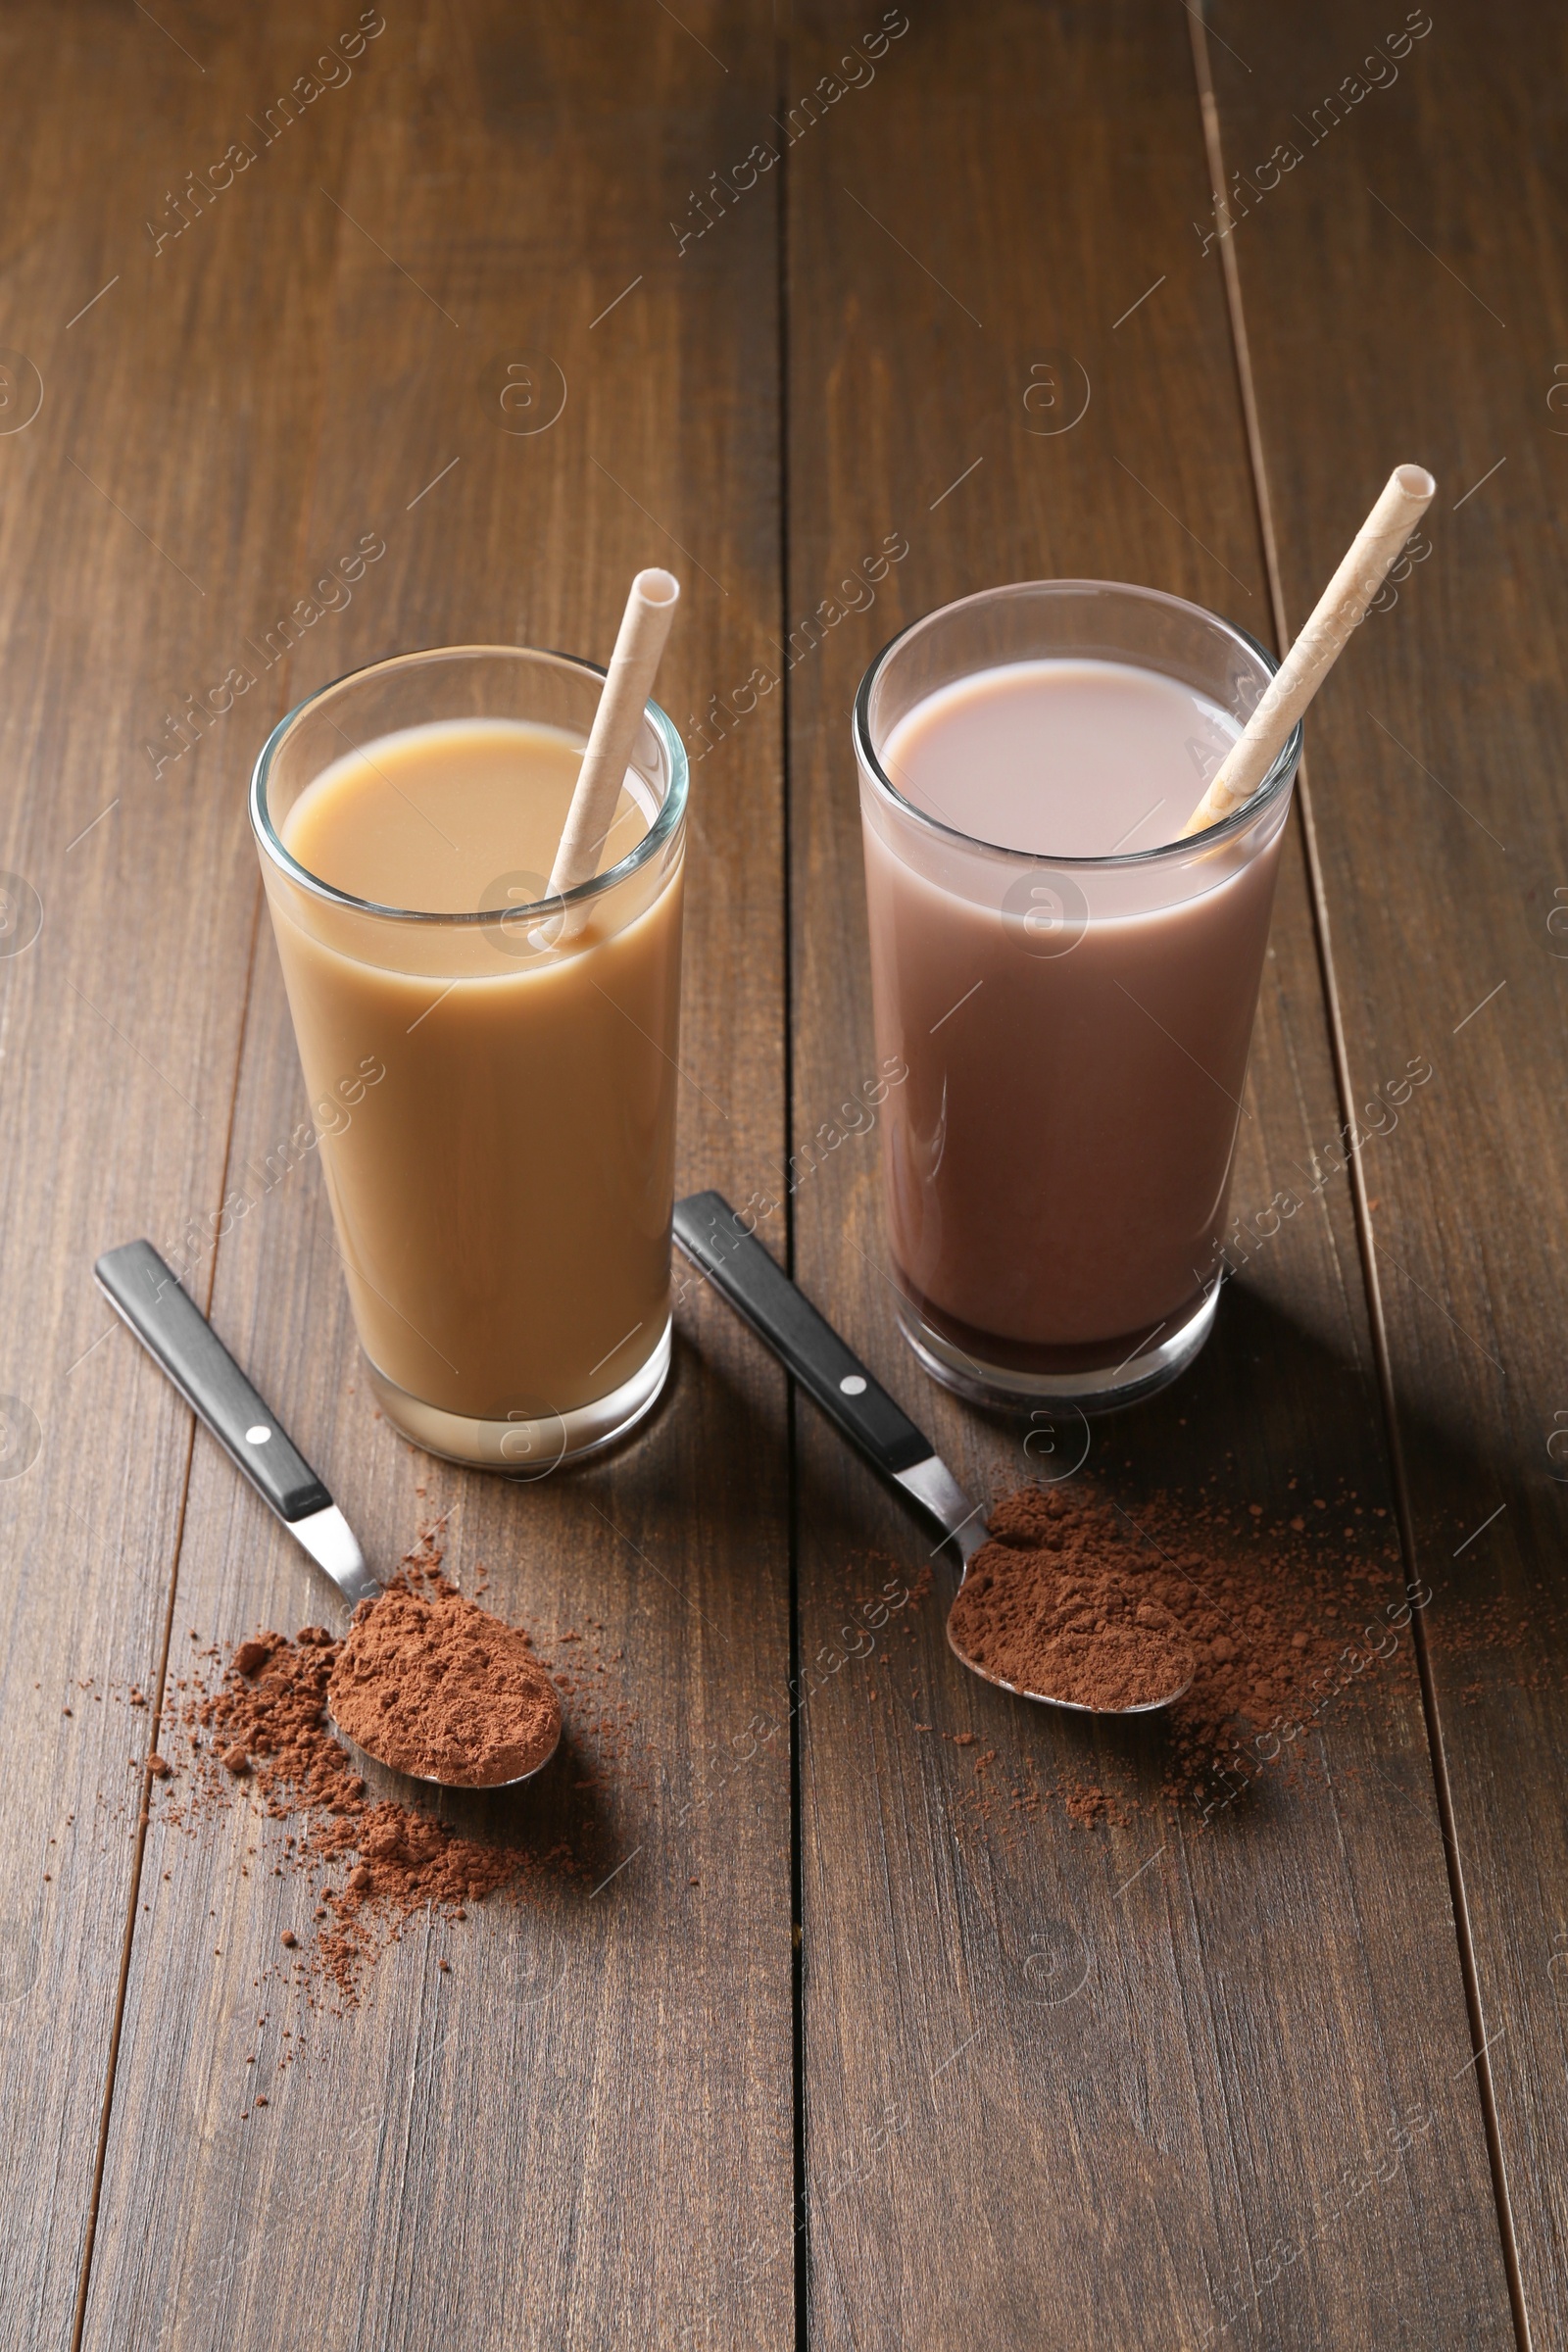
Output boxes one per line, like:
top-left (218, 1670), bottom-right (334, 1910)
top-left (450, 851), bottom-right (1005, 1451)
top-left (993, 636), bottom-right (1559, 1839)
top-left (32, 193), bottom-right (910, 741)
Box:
top-left (672, 1193), bottom-right (1193, 1715)
top-left (92, 1239), bottom-right (562, 1788)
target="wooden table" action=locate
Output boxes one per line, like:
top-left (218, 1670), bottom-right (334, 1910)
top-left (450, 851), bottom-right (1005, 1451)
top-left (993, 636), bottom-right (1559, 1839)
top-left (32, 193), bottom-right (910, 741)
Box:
top-left (3, 5), bottom-right (1560, 2345)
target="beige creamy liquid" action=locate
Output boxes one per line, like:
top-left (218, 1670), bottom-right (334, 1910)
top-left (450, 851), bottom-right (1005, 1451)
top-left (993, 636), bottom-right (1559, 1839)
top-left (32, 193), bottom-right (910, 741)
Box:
top-left (285, 717), bottom-right (650, 912)
top-left (273, 718), bottom-right (682, 1419)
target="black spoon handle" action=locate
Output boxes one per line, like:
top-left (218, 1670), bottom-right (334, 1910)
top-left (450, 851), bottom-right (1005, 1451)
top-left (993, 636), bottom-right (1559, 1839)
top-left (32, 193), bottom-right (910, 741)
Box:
top-left (94, 1240), bottom-right (333, 1524)
top-left (672, 1191), bottom-right (933, 1479)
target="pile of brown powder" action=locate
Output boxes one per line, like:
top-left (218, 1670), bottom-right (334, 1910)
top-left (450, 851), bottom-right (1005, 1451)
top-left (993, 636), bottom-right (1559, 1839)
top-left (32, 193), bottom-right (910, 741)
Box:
top-left (950, 1487), bottom-right (1195, 1709)
top-left (328, 1568), bottom-right (561, 1788)
top-left (159, 1548), bottom-right (581, 2012)
top-left (190, 1630), bottom-right (536, 2001)
top-left (943, 1478), bottom-right (1404, 1818)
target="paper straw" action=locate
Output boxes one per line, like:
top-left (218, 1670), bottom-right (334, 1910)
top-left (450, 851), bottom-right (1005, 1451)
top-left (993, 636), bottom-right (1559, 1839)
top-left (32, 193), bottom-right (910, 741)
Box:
top-left (1178, 464), bottom-right (1436, 840)
top-left (547, 567), bottom-right (681, 898)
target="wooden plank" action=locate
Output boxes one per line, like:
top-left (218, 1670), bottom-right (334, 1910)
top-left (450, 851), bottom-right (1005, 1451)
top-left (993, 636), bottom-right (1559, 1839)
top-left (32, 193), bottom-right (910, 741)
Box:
top-left (77, 7), bottom-right (795, 2350)
top-left (784, 4), bottom-right (1517, 2344)
top-left (0, 11), bottom-right (363, 2345)
top-left (1203, 2), bottom-right (1567, 2338)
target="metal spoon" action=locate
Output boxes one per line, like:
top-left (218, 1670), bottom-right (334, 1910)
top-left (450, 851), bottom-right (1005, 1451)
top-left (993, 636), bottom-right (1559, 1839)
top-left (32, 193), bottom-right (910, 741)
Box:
top-left (92, 1241), bottom-right (562, 1788)
top-left (672, 1193), bottom-right (1194, 1716)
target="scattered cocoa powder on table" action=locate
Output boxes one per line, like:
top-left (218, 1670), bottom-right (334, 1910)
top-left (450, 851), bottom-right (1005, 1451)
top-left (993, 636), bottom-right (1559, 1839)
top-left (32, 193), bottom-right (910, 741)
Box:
top-left (943, 1478), bottom-right (1405, 1819)
top-left (329, 1569), bottom-right (560, 1788)
top-left (177, 1625), bottom-right (550, 2004)
top-left (949, 1487), bottom-right (1195, 1710)
top-left (155, 1538), bottom-right (583, 2015)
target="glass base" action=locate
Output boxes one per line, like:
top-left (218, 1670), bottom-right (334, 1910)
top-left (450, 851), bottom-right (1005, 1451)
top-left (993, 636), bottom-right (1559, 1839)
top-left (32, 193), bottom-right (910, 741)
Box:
top-left (895, 1282), bottom-right (1220, 1415)
top-left (365, 1318), bottom-right (671, 1474)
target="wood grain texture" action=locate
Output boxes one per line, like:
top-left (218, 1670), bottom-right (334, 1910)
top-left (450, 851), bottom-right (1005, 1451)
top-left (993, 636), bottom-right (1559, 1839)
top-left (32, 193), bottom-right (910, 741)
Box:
top-left (3, 5), bottom-right (1552, 2346)
top-left (74, 6), bottom-right (794, 2351)
top-left (783, 3), bottom-right (1516, 2345)
top-left (0, 10), bottom-right (357, 2343)
top-left (1205, 1), bottom-right (1568, 2338)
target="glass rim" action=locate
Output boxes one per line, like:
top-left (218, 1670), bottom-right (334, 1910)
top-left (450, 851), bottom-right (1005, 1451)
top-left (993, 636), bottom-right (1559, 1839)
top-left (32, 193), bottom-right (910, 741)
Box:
top-left (852, 578), bottom-right (1301, 868)
top-left (250, 641), bottom-right (688, 925)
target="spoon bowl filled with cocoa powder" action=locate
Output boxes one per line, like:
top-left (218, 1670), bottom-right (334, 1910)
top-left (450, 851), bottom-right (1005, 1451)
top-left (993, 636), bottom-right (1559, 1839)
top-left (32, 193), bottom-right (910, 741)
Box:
top-left (675, 1196), bottom-right (1195, 1716)
top-left (942, 1485), bottom-right (1195, 1713)
top-left (97, 1241), bottom-right (564, 1789)
top-left (327, 1567), bottom-right (563, 1790)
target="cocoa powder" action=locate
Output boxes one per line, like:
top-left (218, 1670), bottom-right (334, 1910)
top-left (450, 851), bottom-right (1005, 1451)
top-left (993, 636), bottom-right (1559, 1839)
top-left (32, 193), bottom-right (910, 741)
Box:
top-left (177, 1622), bottom-right (547, 2003)
top-left (154, 1539), bottom-right (588, 2023)
top-left (328, 1568), bottom-right (560, 1788)
top-left (949, 1486), bottom-right (1195, 1709)
top-left (946, 1478), bottom-right (1404, 1816)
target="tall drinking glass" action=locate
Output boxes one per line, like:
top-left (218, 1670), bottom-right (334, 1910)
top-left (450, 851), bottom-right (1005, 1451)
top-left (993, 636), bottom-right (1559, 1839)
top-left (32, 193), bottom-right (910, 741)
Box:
top-left (251, 645), bottom-right (686, 1472)
top-left (854, 581), bottom-right (1300, 1412)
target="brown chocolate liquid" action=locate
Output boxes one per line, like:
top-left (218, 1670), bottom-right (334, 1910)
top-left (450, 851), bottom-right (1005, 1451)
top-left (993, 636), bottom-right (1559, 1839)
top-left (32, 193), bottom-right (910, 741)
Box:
top-left (865, 661), bottom-right (1281, 1369)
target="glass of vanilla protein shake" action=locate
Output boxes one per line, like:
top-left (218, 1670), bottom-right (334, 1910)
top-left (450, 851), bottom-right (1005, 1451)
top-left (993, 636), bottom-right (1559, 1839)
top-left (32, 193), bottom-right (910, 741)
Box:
top-left (854, 580), bottom-right (1301, 1413)
top-left (252, 646), bottom-right (686, 1472)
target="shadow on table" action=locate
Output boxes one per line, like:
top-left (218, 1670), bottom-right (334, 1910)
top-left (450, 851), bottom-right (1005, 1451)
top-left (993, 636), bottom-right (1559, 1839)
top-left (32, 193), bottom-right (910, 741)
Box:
top-left (788, 1272), bottom-right (1513, 1823)
top-left (982, 1273), bottom-right (1500, 1524)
